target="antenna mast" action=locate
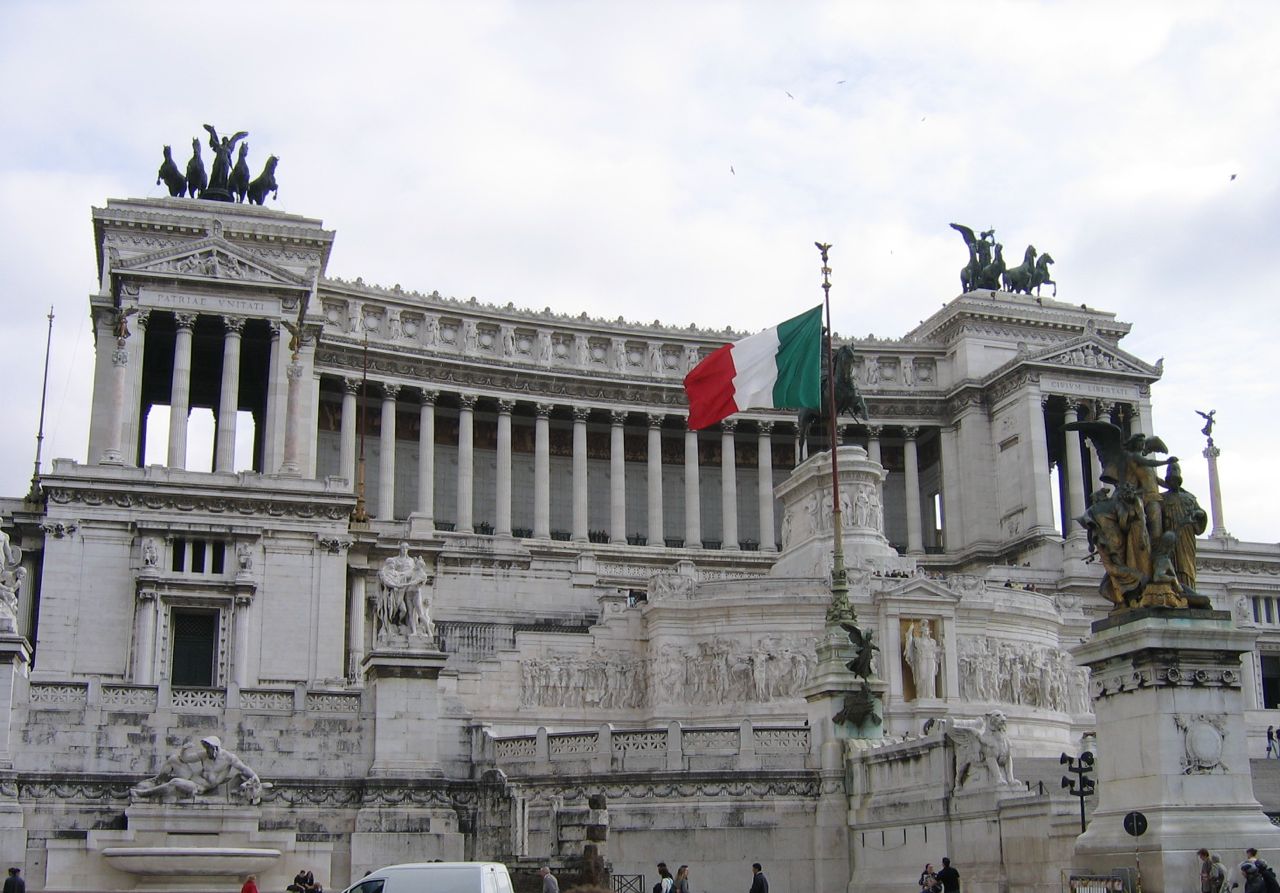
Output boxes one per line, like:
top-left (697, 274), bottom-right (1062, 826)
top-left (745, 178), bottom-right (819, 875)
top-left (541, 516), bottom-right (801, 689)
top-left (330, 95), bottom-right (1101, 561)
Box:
top-left (26, 306), bottom-right (55, 503)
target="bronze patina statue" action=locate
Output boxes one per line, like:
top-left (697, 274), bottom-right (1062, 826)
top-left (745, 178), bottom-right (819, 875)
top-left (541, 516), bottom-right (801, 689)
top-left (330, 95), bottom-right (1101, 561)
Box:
top-left (156, 126), bottom-right (278, 203)
top-left (797, 342), bottom-right (868, 452)
top-left (950, 223), bottom-right (996, 293)
top-left (1066, 420), bottom-right (1211, 611)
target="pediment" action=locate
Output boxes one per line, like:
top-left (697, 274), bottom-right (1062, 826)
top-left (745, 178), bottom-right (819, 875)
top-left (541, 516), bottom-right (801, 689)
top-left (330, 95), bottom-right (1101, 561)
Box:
top-left (115, 237), bottom-right (309, 288)
top-left (1031, 335), bottom-right (1156, 376)
top-left (875, 576), bottom-right (963, 604)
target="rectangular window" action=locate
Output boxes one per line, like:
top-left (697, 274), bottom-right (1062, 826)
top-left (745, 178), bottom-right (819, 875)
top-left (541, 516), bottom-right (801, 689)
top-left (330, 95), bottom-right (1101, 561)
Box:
top-left (191, 540), bottom-right (206, 574)
top-left (211, 543), bottom-right (225, 575)
top-left (170, 609), bottom-right (218, 687)
top-left (1261, 655), bottom-right (1280, 709)
top-left (172, 538), bottom-right (186, 572)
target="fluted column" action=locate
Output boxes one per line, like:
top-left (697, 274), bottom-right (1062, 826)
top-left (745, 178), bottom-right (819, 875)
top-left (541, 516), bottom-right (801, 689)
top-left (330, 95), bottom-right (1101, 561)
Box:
top-left (123, 310), bottom-right (150, 465)
top-left (757, 422), bottom-right (776, 552)
top-left (1062, 402), bottom-right (1086, 533)
top-left (496, 399), bottom-right (514, 537)
top-left (417, 391), bottom-right (437, 524)
top-left (684, 420), bottom-right (702, 549)
top-left (1205, 441), bottom-right (1230, 538)
top-left (133, 590), bottom-right (157, 684)
top-left (233, 593), bottom-right (251, 687)
top-left (214, 317), bottom-right (244, 472)
top-left (340, 378), bottom-right (359, 487)
top-left (867, 425), bottom-right (883, 466)
top-left (903, 426), bottom-right (923, 555)
top-left (457, 395), bottom-right (476, 532)
top-left (610, 411), bottom-right (627, 544)
top-left (720, 420), bottom-right (740, 550)
top-left (167, 312), bottom-right (197, 469)
top-left (262, 323), bottom-right (282, 472)
top-left (1026, 393), bottom-right (1054, 532)
top-left (377, 384), bottom-right (400, 519)
top-left (572, 407), bottom-right (590, 542)
top-left (348, 571), bottom-right (366, 682)
top-left (279, 358), bottom-right (304, 476)
top-left (1089, 402), bottom-right (1110, 487)
top-left (647, 414), bottom-right (665, 546)
top-left (533, 403), bottom-right (552, 539)
top-left (99, 335), bottom-right (129, 465)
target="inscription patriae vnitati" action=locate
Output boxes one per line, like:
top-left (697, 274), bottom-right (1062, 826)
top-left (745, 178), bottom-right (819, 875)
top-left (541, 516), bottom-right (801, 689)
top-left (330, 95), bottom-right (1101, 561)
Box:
top-left (143, 290), bottom-right (274, 315)
top-left (1040, 377), bottom-right (1138, 399)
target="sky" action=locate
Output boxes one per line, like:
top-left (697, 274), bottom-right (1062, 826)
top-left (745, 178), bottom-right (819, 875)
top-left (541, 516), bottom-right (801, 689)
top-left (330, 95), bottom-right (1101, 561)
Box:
top-left (0, 1), bottom-right (1276, 543)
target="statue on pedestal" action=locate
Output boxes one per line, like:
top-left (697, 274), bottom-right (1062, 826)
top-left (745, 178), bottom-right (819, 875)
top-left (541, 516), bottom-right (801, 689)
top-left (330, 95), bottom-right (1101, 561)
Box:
top-left (375, 543), bottom-right (434, 641)
top-left (1066, 420), bottom-right (1211, 610)
top-left (904, 619), bottom-right (940, 699)
top-left (946, 710), bottom-right (1018, 790)
top-left (130, 735), bottom-right (269, 804)
top-left (0, 530), bottom-right (24, 634)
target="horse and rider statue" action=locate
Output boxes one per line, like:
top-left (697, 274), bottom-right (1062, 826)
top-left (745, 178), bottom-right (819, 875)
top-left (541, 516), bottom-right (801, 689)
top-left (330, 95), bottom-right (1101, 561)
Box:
top-left (157, 123), bottom-right (280, 205)
top-left (950, 223), bottom-right (1056, 296)
top-left (797, 342), bottom-right (869, 456)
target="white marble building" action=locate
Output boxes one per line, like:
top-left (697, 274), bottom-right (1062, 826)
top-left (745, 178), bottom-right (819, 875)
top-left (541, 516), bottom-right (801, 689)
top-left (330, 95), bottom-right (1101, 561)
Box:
top-left (1, 195), bottom-right (1278, 893)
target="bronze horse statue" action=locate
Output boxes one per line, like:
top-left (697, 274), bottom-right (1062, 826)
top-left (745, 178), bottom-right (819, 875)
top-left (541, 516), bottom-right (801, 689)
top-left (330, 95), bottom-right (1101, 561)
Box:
top-left (247, 156), bottom-right (279, 205)
top-left (1031, 253), bottom-right (1056, 296)
top-left (1002, 244), bottom-right (1037, 294)
top-left (156, 146), bottom-right (186, 197)
top-left (797, 344), bottom-right (869, 455)
top-left (977, 242), bottom-right (1004, 290)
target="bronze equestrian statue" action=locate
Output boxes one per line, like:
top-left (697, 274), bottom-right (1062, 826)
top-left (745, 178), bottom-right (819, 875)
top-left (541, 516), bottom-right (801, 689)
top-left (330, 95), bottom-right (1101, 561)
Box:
top-left (797, 343), bottom-right (869, 455)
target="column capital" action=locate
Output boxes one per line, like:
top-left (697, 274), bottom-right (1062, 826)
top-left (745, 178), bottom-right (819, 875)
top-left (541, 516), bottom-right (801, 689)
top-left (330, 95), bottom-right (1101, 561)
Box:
top-left (174, 312), bottom-right (198, 330)
top-left (1063, 401), bottom-right (1081, 420)
top-left (112, 345), bottom-right (129, 367)
top-left (648, 413), bottom-right (666, 429)
top-left (1040, 394), bottom-right (1051, 410)
top-left (1203, 444), bottom-right (1221, 460)
top-left (903, 426), bottom-right (920, 440)
top-left (572, 406), bottom-right (591, 423)
top-left (535, 402), bottom-right (553, 418)
top-left (720, 420), bottom-right (737, 434)
top-left (497, 399), bottom-right (515, 415)
top-left (286, 362), bottom-right (303, 382)
top-left (267, 320), bottom-right (281, 338)
top-left (343, 377), bottom-right (361, 396)
top-left (757, 421), bottom-right (774, 437)
top-left (223, 315), bottom-right (246, 335)
top-left (610, 410), bottom-right (627, 426)
top-left (867, 425), bottom-right (883, 437)
top-left (459, 394), bottom-right (478, 410)
top-left (135, 308), bottom-right (152, 329)
top-left (420, 389), bottom-right (439, 406)
top-left (383, 383), bottom-right (401, 400)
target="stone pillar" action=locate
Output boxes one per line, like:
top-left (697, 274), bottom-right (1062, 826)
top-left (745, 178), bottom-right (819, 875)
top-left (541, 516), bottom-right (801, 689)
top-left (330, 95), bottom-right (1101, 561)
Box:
top-left (1063, 402), bottom-right (1086, 534)
top-left (378, 384), bottom-right (400, 520)
top-left (340, 377), bottom-right (359, 487)
top-left (757, 422), bottom-right (776, 552)
top-left (572, 407), bottom-right (589, 542)
top-left (939, 423), bottom-right (962, 551)
top-left (415, 391), bottom-right (437, 528)
top-left (0, 636), bottom-right (32, 767)
top-left (1134, 394), bottom-right (1155, 436)
top-left (133, 589), bottom-right (157, 685)
top-left (1025, 392), bottom-right (1055, 533)
top-left (457, 395), bottom-right (476, 533)
top-left (1205, 442), bottom-right (1231, 538)
top-left (167, 312), bottom-right (197, 469)
top-left (647, 414), bottom-right (665, 546)
top-left (278, 358), bottom-right (304, 477)
top-left (363, 649), bottom-right (449, 775)
top-left (233, 594), bottom-right (251, 687)
top-left (902, 427), bottom-right (923, 554)
top-left (496, 399), bottom-right (514, 537)
top-left (262, 322), bottom-right (282, 473)
top-left (301, 337), bottom-right (320, 479)
top-left (98, 336), bottom-right (129, 465)
top-left (720, 420), bottom-right (740, 550)
top-left (609, 411), bottom-right (626, 544)
top-left (122, 309), bottom-right (149, 465)
top-left (348, 571), bottom-right (367, 681)
top-left (683, 421), bottom-right (701, 549)
top-left (866, 425), bottom-right (882, 465)
top-left (213, 316), bottom-right (244, 472)
top-left (534, 403), bottom-right (551, 539)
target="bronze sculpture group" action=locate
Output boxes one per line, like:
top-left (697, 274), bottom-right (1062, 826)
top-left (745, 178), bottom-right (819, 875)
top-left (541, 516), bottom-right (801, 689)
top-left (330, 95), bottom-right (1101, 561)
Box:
top-left (1066, 419), bottom-right (1209, 611)
top-left (797, 342), bottom-right (869, 453)
top-left (951, 223), bottom-right (1056, 296)
top-left (156, 124), bottom-right (279, 204)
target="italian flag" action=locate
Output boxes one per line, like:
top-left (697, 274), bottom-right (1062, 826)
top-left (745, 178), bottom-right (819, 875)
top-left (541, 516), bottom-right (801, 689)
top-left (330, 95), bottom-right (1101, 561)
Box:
top-left (683, 305), bottom-right (823, 430)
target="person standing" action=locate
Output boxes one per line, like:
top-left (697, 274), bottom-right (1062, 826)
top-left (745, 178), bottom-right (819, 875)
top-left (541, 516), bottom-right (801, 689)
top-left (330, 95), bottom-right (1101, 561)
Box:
top-left (240, 875), bottom-right (259, 893)
top-left (749, 862), bottom-right (769, 893)
top-left (1201, 849), bottom-right (1217, 893)
top-left (935, 857), bottom-right (960, 893)
top-left (2, 868), bottom-right (23, 893)
top-left (674, 865), bottom-right (691, 893)
top-left (656, 863), bottom-right (674, 893)
top-left (1268, 727), bottom-right (1277, 758)
top-left (539, 866), bottom-right (559, 893)
top-left (918, 863), bottom-right (938, 891)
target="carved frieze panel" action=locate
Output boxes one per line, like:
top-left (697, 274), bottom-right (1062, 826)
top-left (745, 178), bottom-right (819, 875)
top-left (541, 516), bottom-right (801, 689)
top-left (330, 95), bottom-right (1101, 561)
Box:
top-left (957, 635), bottom-right (1092, 714)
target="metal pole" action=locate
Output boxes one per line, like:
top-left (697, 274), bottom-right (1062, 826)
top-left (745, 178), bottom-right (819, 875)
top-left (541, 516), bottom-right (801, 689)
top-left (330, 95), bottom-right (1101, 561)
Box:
top-left (26, 306), bottom-right (55, 503)
top-left (816, 243), bottom-right (854, 625)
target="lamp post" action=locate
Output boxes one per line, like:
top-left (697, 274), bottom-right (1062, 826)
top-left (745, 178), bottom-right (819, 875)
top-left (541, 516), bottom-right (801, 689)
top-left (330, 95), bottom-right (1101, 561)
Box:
top-left (1061, 750), bottom-right (1096, 833)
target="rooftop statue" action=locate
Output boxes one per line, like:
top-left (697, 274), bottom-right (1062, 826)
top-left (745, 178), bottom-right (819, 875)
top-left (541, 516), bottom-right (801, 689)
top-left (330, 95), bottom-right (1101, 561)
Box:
top-left (0, 530), bottom-right (24, 634)
top-left (952, 225), bottom-right (1058, 296)
top-left (202, 124), bottom-right (248, 200)
top-left (130, 735), bottom-right (270, 804)
top-left (950, 223), bottom-right (996, 293)
top-left (1066, 421), bottom-right (1211, 611)
top-left (156, 126), bottom-right (278, 203)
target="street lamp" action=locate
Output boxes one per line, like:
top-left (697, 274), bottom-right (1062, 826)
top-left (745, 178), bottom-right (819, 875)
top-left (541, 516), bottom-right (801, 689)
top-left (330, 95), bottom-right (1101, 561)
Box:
top-left (1061, 750), bottom-right (1096, 834)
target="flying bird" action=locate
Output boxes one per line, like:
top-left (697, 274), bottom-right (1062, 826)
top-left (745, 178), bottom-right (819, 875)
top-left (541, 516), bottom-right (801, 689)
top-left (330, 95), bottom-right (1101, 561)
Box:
top-left (1230, 173), bottom-right (1237, 181)
top-left (785, 91), bottom-right (794, 99)
top-left (836, 79), bottom-right (846, 85)
top-left (729, 165), bottom-right (735, 175)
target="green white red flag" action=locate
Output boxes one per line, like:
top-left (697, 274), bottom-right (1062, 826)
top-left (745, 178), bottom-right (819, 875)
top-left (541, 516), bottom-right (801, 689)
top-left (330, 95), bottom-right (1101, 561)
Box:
top-left (682, 305), bottom-right (823, 430)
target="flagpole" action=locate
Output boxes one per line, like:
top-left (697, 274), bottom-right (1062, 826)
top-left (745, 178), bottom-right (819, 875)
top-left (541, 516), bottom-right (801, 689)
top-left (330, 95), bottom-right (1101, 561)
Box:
top-left (816, 243), bottom-right (855, 625)
top-left (26, 305), bottom-right (55, 504)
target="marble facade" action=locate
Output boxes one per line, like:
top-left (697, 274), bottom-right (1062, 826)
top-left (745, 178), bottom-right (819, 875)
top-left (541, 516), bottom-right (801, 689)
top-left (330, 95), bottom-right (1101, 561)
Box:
top-left (0, 195), bottom-right (1278, 891)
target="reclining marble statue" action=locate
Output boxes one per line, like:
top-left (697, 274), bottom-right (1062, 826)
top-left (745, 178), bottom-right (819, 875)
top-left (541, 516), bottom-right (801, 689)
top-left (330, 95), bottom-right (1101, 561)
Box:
top-left (130, 735), bottom-right (270, 804)
top-left (1065, 421), bottom-right (1209, 611)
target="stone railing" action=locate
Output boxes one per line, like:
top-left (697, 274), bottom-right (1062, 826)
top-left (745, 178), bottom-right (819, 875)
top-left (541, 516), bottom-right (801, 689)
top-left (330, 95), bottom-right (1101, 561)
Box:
top-left (26, 680), bottom-right (362, 715)
top-left (438, 621), bottom-right (517, 660)
top-left (479, 720), bottom-right (811, 775)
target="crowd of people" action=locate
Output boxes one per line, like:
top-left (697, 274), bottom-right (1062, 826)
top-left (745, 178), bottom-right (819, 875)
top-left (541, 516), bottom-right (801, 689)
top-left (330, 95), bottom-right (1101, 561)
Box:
top-left (1203, 847), bottom-right (1280, 893)
top-left (916, 857), bottom-right (961, 892)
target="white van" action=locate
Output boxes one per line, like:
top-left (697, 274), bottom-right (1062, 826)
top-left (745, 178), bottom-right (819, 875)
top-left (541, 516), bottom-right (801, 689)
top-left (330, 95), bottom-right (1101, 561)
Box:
top-left (342, 862), bottom-right (516, 893)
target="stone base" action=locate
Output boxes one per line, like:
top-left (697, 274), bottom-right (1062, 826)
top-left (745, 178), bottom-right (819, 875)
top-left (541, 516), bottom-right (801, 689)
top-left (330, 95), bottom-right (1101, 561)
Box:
top-left (363, 649), bottom-right (450, 776)
top-left (1071, 610), bottom-right (1280, 890)
top-left (802, 626), bottom-right (888, 769)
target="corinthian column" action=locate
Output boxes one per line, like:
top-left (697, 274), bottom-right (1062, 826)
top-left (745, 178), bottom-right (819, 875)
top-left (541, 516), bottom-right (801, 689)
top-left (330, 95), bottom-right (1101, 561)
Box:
top-left (457, 394), bottom-right (476, 532)
top-left (904, 426), bottom-right (923, 555)
top-left (684, 420), bottom-right (701, 549)
top-left (340, 377), bottom-right (358, 487)
top-left (279, 359), bottom-right (304, 476)
top-left (99, 337), bottom-right (129, 465)
top-left (757, 422), bottom-right (776, 552)
top-left (1205, 441), bottom-right (1231, 538)
top-left (167, 312), bottom-right (197, 469)
top-left (572, 407), bottom-right (590, 542)
top-left (610, 411), bottom-right (627, 544)
top-left (378, 384), bottom-right (400, 519)
top-left (720, 420), bottom-right (740, 550)
top-left (496, 399), bottom-right (514, 537)
top-left (534, 403), bottom-right (551, 539)
top-left (214, 316), bottom-right (244, 472)
top-left (417, 390), bottom-right (437, 526)
top-left (1062, 402), bottom-right (1086, 534)
top-left (867, 425), bottom-right (883, 465)
top-left (647, 414), bottom-right (665, 546)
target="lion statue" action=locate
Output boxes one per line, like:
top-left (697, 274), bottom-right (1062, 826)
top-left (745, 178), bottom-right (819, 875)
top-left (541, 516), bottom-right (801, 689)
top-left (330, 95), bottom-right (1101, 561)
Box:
top-left (945, 710), bottom-right (1018, 791)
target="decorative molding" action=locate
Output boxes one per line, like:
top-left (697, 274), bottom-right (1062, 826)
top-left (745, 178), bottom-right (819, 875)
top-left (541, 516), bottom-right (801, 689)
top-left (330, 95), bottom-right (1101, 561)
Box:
top-left (43, 486), bottom-right (351, 521)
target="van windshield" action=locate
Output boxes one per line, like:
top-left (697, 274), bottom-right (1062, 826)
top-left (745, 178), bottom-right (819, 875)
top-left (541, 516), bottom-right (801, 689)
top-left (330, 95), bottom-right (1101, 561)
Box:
top-left (388, 867), bottom-right (484, 891)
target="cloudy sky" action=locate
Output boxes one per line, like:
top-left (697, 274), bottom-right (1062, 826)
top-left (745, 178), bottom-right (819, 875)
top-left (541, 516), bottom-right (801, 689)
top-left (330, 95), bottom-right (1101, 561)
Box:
top-left (0, 2), bottom-right (1275, 542)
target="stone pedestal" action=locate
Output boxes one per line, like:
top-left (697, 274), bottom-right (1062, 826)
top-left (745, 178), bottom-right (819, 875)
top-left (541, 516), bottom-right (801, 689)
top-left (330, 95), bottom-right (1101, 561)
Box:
top-left (362, 647), bottom-right (450, 776)
top-left (1071, 609), bottom-right (1280, 891)
top-left (802, 626), bottom-right (887, 770)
